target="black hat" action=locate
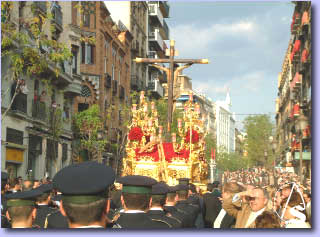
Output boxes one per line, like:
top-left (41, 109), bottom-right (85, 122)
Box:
top-left (53, 161), bottom-right (115, 204)
top-left (167, 185), bottom-right (179, 193)
top-left (36, 183), bottom-right (53, 194)
top-left (175, 184), bottom-right (189, 191)
top-left (6, 189), bottom-right (43, 207)
top-left (1, 171), bottom-right (8, 181)
top-left (178, 178), bottom-right (190, 185)
top-left (152, 182), bottom-right (169, 196)
top-left (117, 175), bottom-right (157, 194)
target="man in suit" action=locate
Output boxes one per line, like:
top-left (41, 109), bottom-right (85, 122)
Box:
top-left (114, 175), bottom-right (171, 228)
top-left (203, 182), bottom-right (222, 228)
top-left (53, 161), bottom-right (116, 228)
top-left (222, 186), bottom-right (270, 228)
top-left (213, 182), bottom-right (243, 228)
top-left (147, 182), bottom-right (182, 228)
top-left (33, 183), bottom-right (57, 228)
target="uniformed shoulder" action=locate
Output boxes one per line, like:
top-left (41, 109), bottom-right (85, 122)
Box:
top-left (166, 214), bottom-right (182, 224)
top-left (151, 218), bottom-right (172, 228)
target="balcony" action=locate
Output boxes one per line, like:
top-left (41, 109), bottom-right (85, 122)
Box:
top-left (149, 29), bottom-right (164, 51)
top-left (32, 100), bottom-right (47, 121)
top-left (64, 77), bottom-right (82, 97)
top-left (119, 85), bottom-right (125, 99)
top-left (51, 3), bottom-right (63, 31)
top-left (105, 73), bottom-right (112, 88)
top-left (11, 93), bottom-right (27, 114)
top-left (147, 80), bottom-right (164, 98)
top-left (149, 3), bottom-right (164, 26)
top-left (112, 80), bottom-right (118, 95)
top-left (160, 20), bottom-right (169, 40)
top-left (159, 1), bottom-right (170, 18)
top-left (33, 2), bottom-right (47, 15)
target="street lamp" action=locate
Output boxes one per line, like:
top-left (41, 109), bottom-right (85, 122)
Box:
top-left (297, 113), bottom-right (309, 183)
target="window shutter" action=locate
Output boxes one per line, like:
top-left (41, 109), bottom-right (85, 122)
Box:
top-left (91, 45), bottom-right (95, 64)
top-left (81, 43), bottom-right (85, 64)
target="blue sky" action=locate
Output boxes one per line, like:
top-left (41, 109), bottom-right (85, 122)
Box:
top-left (165, 1), bottom-right (295, 129)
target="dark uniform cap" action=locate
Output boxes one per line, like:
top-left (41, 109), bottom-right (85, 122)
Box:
top-left (1, 171), bottom-right (8, 181)
top-left (152, 182), bottom-right (169, 195)
top-left (36, 183), bottom-right (53, 194)
top-left (175, 184), bottom-right (189, 191)
top-left (117, 175), bottom-right (157, 194)
top-left (52, 161), bottom-right (115, 204)
top-left (178, 178), bottom-right (190, 185)
top-left (6, 189), bottom-right (43, 207)
top-left (167, 185), bottom-right (179, 193)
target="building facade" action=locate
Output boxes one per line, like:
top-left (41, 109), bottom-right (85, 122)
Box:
top-left (276, 1), bottom-right (311, 178)
top-left (1, 2), bottom-right (81, 180)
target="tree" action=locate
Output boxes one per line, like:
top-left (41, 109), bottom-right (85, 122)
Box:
top-left (243, 115), bottom-right (275, 168)
top-left (204, 133), bottom-right (216, 162)
top-left (74, 105), bottom-right (106, 162)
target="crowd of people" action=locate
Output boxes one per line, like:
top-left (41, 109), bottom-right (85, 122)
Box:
top-left (1, 163), bottom-right (312, 229)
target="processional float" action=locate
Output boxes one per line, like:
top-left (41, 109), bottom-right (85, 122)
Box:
top-left (122, 91), bottom-right (208, 186)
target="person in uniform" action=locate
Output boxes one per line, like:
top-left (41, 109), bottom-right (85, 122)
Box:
top-left (114, 175), bottom-right (171, 229)
top-left (147, 182), bottom-right (182, 228)
top-left (163, 185), bottom-right (189, 228)
top-left (52, 161), bottom-right (115, 228)
top-left (33, 183), bottom-right (57, 228)
top-left (5, 188), bottom-right (43, 228)
top-left (1, 171), bottom-right (11, 228)
top-left (203, 182), bottom-right (222, 228)
top-left (174, 184), bottom-right (199, 227)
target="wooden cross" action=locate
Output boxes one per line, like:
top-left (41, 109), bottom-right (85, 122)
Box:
top-left (134, 40), bottom-right (209, 133)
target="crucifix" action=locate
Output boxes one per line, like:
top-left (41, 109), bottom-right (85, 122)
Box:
top-left (134, 40), bottom-right (209, 134)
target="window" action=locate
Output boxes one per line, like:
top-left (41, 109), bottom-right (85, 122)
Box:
top-left (118, 70), bottom-right (121, 83)
top-left (81, 42), bottom-right (95, 64)
top-left (104, 57), bottom-right (107, 74)
top-left (81, 85), bottom-right (92, 98)
top-left (62, 143), bottom-right (68, 163)
top-left (83, 13), bottom-right (90, 27)
top-left (112, 64), bottom-right (115, 80)
top-left (6, 128), bottom-right (23, 145)
top-left (72, 45), bottom-right (79, 74)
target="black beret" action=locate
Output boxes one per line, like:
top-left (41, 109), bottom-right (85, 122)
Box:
top-left (152, 182), bottom-right (169, 195)
top-left (167, 185), bottom-right (179, 193)
top-left (117, 175), bottom-right (157, 194)
top-left (178, 178), bottom-right (190, 185)
top-left (53, 162), bottom-right (115, 204)
top-left (1, 171), bottom-right (8, 181)
top-left (36, 183), bottom-right (53, 194)
top-left (6, 189), bottom-right (43, 207)
top-left (175, 184), bottom-right (189, 191)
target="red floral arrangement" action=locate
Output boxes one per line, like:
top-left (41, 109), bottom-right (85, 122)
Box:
top-left (301, 49), bottom-right (309, 63)
top-left (128, 127), bottom-right (143, 141)
top-left (185, 129), bottom-right (200, 144)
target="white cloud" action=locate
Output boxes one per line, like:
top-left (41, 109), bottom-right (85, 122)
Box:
top-left (170, 19), bottom-right (257, 57)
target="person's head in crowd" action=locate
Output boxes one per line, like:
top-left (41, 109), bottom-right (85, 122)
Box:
top-left (188, 183), bottom-right (197, 195)
top-left (281, 185), bottom-right (292, 200)
top-left (255, 210), bottom-right (281, 228)
top-left (53, 162), bottom-right (115, 228)
top-left (150, 182), bottom-right (169, 208)
top-left (176, 184), bottom-right (189, 201)
top-left (221, 182), bottom-right (243, 200)
top-left (118, 175), bottom-right (157, 212)
top-left (17, 176), bottom-right (23, 185)
top-left (207, 183), bottom-right (214, 193)
top-left (248, 187), bottom-right (269, 212)
top-left (33, 180), bottom-right (41, 189)
top-left (22, 179), bottom-right (34, 191)
top-left (10, 178), bottom-right (21, 192)
top-left (35, 183), bottom-right (54, 205)
top-left (165, 185), bottom-right (178, 206)
top-left (5, 188), bottom-right (42, 228)
top-left (281, 191), bottom-right (307, 223)
top-left (1, 172), bottom-right (9, 194)
top-left (303, 191), bottom-right (311, 204)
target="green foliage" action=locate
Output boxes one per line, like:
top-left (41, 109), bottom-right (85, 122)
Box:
top-left (74, 105), bottom-right (107, 155)
top-left (216, 150), bottom-right (247, 172)
top-left (204, 133), bottom-right (216, 162)
top-left (243, 115), bottom-right (275, 168)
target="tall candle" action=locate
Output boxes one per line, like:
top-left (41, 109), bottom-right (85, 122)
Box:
top-left (178, 118), bottom-right (182, 128)
top-left (171, 133), bottom-right (176, 143)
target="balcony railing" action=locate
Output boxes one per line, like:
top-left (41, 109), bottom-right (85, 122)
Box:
top-left (159, 1), bottom-right (170, 18)
top-left (32, 100), bottom-right (47, 121)
top-left (147, 80), bottom-right (164, 97)
top-left (149, 3), bottom-right (164, 26)
top-left (149, 29), bottom-right (164, 51)
top-left (162, 20), bottom-right (169, 40)
top-left (11, 93), bottom-right (27, 114)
